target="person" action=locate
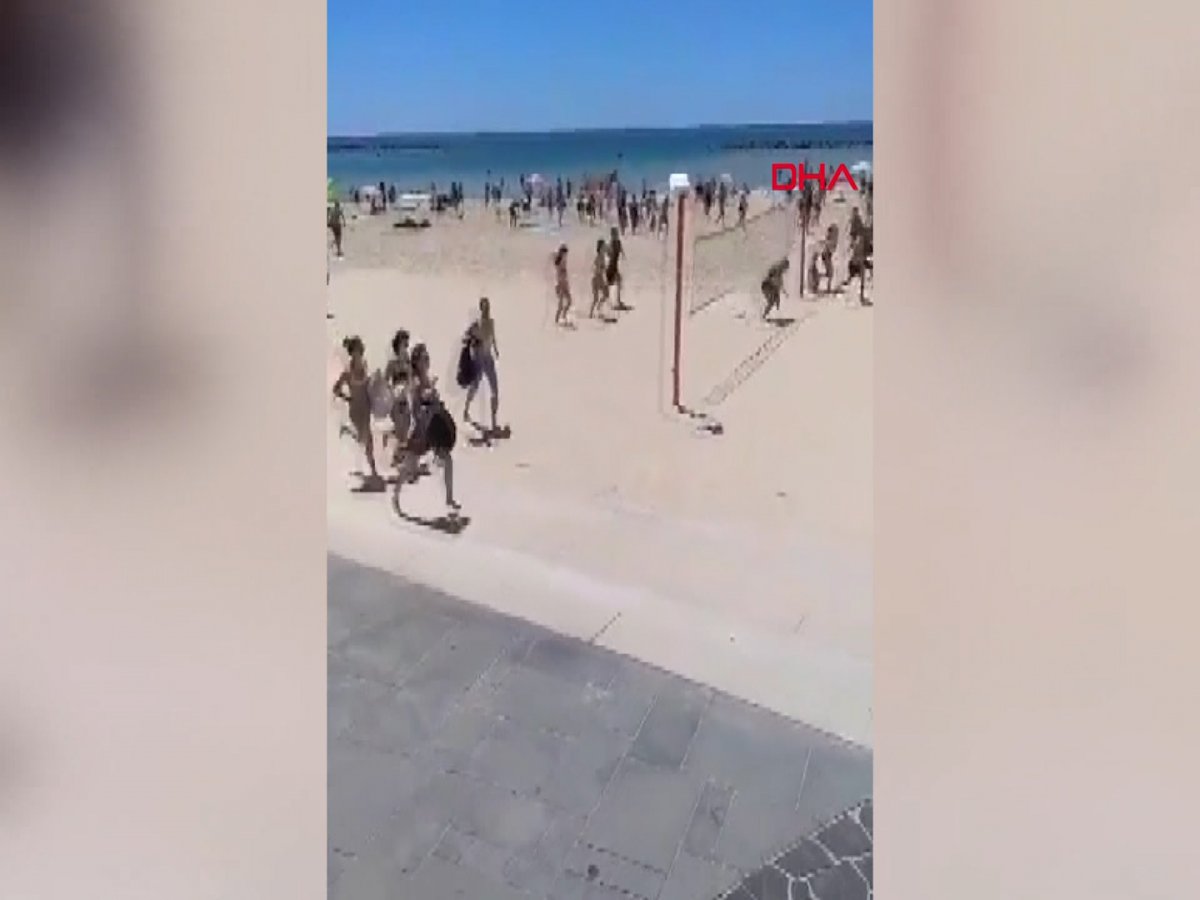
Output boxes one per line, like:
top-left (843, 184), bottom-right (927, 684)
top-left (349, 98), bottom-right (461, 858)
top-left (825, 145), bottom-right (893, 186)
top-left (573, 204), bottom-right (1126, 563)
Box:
top-left (327, 199), bottom-right (346, 258)
top-left (463, 297), bottom-right (501, 433)
top-left (553, 244), bottom-right (573, 326)
top-left (590, 238), bottom-right (609, 318)
top-left (848, 207), bottom-right (866, 247)
top-left (820, 223), bottom-right (839, 293)
top-left (737, 188), bottom-right (749, 231)
top-left (659, 194), bottom-right (670, 238)
top-left (555, 186), bottom-right (566, 226)
top-left (383, 329), bottom-right (412, 465)
top-left (331, 336), bottom-right (381, 486)
top-left (761, 258), bottom-right (790, 320)
top-left (844, 225), bottom-right (873, 305)
top-left (606, 226), bottom-right (626, 309)
top-left (393, 343), bottom-right (460, 515)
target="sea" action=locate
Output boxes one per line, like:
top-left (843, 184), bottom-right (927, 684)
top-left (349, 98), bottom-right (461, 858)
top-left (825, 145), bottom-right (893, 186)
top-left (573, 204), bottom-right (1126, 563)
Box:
top-left (327, 122), bottom-right (871, 197)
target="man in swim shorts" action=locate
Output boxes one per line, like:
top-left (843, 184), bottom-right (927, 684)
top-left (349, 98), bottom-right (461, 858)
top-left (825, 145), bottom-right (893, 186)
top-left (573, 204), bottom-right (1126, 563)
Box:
top-left (761, 258), bottom-right (790, 320)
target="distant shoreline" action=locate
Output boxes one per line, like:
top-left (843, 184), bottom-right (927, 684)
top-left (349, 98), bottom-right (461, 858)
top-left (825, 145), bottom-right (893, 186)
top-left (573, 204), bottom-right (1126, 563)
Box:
top-left (328, 121), bottom-right (873, 143)
top-left (327, 122), bottom-right (872, 192)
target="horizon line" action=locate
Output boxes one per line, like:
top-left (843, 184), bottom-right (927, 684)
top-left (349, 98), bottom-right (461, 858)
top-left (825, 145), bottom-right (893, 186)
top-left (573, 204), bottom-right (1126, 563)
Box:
top-left (327, 119), bottom-right (873, 141)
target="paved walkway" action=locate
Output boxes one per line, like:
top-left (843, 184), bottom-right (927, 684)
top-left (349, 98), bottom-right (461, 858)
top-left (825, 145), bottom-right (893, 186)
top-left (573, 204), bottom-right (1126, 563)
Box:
top-left (329, 555), bottom-right (873, 899)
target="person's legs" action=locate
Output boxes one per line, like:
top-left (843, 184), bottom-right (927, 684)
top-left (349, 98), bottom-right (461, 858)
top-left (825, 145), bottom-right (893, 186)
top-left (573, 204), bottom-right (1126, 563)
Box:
top-left (354, 416), bottom-right (379, 479)
top-left (437, 450), bottom-right (458, 509)
top-left (483, 356), bottom-right (499, 430)
top-left (463, 372), bottom-right (480, 423)
top-left (391, 451), bottom-right (419, 513)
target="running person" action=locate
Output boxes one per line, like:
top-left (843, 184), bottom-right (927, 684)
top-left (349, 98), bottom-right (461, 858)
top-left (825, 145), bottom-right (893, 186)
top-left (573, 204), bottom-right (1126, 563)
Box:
top-left (383, 329), bottom-right (412, 465)
top-left (590, 238), bottom-right (609, 318)
top-left (331, 336), bottom-right (381, 486)
top-left (463, 297), bottom-right (501, 434)
top-left (761, 258), bottom-right (790, 320)
top-left (553, 244), bottom-right (573, 326)
top-left (393, 343), bottom-right (460, 516)
top-left (606, 227), bottom-right (627, 310)
top-left (845, 225), bottom-right (873, 305)
top-left (328, 199), bottom-right (346, 258)
top-left (820, 223), bottom-right (839, 294)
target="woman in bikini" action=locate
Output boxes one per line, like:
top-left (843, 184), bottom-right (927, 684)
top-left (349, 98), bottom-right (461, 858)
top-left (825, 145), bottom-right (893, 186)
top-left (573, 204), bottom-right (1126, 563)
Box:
top-left (382, 329), bottom-right (412, 465)
top-left (393, 343), bottom-right (460, 515)
top-left (331, 335), bottom-right (381, 486)
top-left (590, 238), bottom-right (609, 318)
top-left (553, 244), bottom-right (573, 326)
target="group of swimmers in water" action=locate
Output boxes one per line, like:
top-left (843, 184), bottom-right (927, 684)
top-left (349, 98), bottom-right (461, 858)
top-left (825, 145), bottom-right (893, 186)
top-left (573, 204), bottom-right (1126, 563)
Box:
top-left (332, 297), bottom-right (503, 518)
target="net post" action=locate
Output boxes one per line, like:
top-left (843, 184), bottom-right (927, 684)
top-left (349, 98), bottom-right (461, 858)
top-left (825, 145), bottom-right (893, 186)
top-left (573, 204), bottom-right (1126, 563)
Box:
top-left (669, 173), bottom-right (690, 411)
top-left (799, 194), bottom-right (809, 296)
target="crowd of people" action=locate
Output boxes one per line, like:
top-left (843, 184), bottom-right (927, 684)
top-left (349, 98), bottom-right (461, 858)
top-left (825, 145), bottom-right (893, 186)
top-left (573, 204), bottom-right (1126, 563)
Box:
top-left (330, 170), bottom-right (874, 515)
top-left (331, 297), bottom-right (504, 519)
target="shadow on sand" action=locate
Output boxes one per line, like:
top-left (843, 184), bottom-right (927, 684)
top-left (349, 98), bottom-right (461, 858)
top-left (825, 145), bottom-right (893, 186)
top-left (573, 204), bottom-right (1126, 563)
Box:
top-left (676, 405), bottom-right (725, 436)
top-left (467, 423), bottom-right (513, 448)
top-left (396, 510), bottom-right (471, 535)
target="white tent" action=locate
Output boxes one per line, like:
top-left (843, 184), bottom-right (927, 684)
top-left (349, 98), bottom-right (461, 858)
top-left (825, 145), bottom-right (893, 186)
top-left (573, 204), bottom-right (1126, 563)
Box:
top-left (668, 172), bottom-right (690, 193)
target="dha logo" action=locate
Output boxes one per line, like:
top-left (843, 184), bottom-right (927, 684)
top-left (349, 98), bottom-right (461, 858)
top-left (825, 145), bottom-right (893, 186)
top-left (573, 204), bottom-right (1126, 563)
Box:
top-left (771, 163), bottom-right (859, 192)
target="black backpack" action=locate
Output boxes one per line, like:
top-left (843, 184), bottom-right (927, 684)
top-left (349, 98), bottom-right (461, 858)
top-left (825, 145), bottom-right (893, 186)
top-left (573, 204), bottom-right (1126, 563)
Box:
top-left (455, 341), bottom-right (477, 388)
top-left (426, 404), bottom-right (457, 452)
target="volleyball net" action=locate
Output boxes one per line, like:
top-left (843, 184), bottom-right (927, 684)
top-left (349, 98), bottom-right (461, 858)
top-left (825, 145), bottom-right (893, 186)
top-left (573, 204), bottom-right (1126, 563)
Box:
top-left (664, 191), bottom-right (801, 419)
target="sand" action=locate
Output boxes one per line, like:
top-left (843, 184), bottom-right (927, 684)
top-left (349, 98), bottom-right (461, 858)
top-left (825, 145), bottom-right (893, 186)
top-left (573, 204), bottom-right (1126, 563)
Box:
top-left (327, 189), bottom-right (873, 745)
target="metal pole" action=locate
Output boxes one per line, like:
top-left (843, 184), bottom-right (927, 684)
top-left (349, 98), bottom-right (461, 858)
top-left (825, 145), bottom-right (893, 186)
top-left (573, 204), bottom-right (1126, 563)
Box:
top-left (672, 190), bottom-right (686, 410)
top-left (799, 197), bottom-right (808, 297)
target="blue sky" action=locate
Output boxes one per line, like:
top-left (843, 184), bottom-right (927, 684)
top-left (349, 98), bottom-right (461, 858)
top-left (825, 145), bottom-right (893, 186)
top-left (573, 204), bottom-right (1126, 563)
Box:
top-left (328, 0), bottom-right (872, 135)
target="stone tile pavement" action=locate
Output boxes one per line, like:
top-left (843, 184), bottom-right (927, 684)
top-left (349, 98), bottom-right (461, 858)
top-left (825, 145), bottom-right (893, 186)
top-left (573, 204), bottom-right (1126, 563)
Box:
top-left (329, 554), bottom-right (873, 899)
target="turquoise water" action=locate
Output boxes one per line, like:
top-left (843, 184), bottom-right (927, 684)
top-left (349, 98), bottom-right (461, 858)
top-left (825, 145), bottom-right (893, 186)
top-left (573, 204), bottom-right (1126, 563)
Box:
top-left (328, 123), bottom-right (871, 196)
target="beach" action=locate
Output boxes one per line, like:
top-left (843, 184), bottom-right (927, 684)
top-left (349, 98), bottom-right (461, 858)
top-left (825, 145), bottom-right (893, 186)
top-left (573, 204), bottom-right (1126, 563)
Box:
top-left (326, 188), bottom-right (873, 744)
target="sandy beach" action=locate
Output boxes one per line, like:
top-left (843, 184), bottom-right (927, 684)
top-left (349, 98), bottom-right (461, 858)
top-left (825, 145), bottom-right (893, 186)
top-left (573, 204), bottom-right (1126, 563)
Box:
top-left (327, 189), bottom-right (873, 744)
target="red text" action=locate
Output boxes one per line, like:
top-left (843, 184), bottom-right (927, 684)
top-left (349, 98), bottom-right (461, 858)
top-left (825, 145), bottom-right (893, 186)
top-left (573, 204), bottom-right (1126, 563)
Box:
top-left (771, 163), bottom-right (859, 192)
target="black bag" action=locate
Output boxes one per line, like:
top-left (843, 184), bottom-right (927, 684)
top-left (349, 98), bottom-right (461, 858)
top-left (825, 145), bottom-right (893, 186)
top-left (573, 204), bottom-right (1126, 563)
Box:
top-left (426, 405), bottom-right (457, 452)
top-left (456, 342), bottom-right (477, 388)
